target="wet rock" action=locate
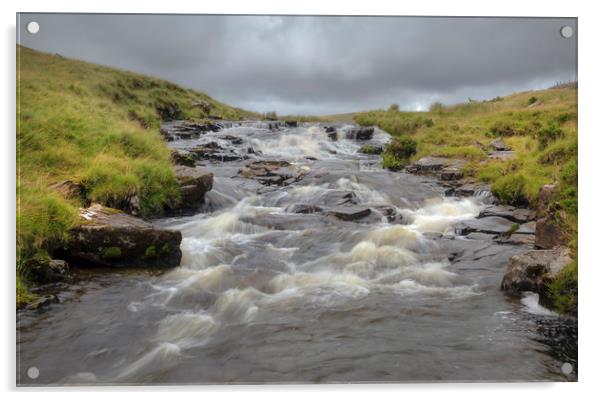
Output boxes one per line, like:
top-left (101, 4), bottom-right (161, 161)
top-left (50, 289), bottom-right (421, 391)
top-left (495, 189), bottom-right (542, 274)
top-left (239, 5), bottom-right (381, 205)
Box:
top-left (50, 180), bottom-right (84, 199)
top-left (160, 120), bottom-right (222, 141)
top-left (287, 204), bottom-right (323, 214)
top-left (496, 233), bottom-right (536, 246)
top-left (466, 232), bottom-right (497, 241)
top-left (489, 138), bottom-right (511, 151)
top-left (220, 135), bottom-right (243, 145)
top-left (173, 165), bottom-right (214, 210)
top-left (406, 157), bottom-right (449, 174)
top-left (501, 247), bottom-right (572, 297)
top-left (374, 205), bottom-right (404, 223)
top-left (325, 126), bottom-right (338, 141)
top-left (345, 127), bottom-right (374, 141)
top-left (285, 120), bottom-right (298, 128)
top-left (452, 183), bottom-right (492, 198)
top-left (170, 150), bottom-right (196, 167)
top-left (64, 204), bottom-right (182, 268)
top-left (478, 205), bottom-right (536, 223)
top-left (156, 101), bottom-right (183, 121)
top-left (190, 142), bottom-right (243, 162)
top-left (26, 294), bottom-right (59, 311)
top-left (239, 160), bottom-right (309, 187)
top-left (28, 259), bottom-right (70, 284)
top-left (454, 216), bottom-right (517, 236)
top-left (325, 206), bottom-right (372, 221)
top-left (358, 144), bottom-right (383, 155)
top-left (440, 167), bottom-right (463, 181)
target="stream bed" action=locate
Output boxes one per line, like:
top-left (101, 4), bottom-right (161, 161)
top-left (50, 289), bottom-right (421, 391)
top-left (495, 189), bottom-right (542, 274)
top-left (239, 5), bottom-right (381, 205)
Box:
top-left (17, 122), bottom-right (577, 384)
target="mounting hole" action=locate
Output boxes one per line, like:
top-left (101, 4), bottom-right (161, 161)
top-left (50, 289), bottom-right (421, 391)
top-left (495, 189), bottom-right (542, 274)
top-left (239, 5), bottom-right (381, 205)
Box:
top-left (560, 25), bottom-right (573, 39)
top-left (26, 21), bottom-right (40, 34)
top-left (27, 366), bottom-right (40, 379)
top-left (561, 362), bottom-right (573, 375)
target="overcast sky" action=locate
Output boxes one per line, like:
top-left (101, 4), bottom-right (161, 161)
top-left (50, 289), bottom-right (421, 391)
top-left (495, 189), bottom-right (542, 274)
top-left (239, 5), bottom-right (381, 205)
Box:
top-left (18, 14), bottom-right (577, 115)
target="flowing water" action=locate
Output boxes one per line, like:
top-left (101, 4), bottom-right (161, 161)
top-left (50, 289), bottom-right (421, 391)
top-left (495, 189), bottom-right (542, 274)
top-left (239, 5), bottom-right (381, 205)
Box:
top-left (17, 123), bottom-right (577, 385)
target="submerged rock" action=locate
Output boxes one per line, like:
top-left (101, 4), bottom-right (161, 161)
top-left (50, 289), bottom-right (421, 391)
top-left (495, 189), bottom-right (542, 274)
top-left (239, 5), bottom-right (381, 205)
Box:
top-left (324, 126), bottom-right (338, 141)
top-left (325, 206), bottom-right (372, 221)
top-left (64, 204), bottom-right (182, 268)
top-left (501, 247), bottom-right (572, 298)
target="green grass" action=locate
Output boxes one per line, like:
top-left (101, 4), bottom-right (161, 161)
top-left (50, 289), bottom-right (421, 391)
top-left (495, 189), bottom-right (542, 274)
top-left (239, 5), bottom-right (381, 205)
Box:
top-left (16, 46), bottom-right (258, 304)
top-left (353, 86), bottom-right (578, 314)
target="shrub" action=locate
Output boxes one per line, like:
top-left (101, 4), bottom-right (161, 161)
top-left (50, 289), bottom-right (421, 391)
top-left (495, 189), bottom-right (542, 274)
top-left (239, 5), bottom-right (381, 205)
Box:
top-left (491, 173), bottom-right (529, 206)
top-left (536, 124), bottom-right (565, 149)
top-left (388, 103), bottom-right (400, 112)
top-left (264, 111), bottom-right (278, 121)
top-left (381, 137), bottom-right (417, 170)
top-left (528, 96), bottom-right (538, 105)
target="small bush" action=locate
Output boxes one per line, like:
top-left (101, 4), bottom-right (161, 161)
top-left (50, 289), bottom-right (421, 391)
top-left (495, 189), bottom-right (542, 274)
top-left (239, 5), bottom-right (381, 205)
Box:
top-left (536, 124), bottom-right (565, 149)
top-left (388, 103), bottom-right (400, 112)
top-left (381, 137), bottom-right (417, 170)
top-left (527, 96), bottom-right (538, 105)
top-left (491, 173), bottom-right (528, 206)
top-left (264, 111), bottom-right (278, 121)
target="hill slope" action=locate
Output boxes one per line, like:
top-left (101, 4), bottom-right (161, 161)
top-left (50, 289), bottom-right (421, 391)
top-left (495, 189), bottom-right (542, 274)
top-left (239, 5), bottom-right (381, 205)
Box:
top-left (353, 86), bottom-right (578, 313)
top-left (16, 46), bottom-right (258, 304)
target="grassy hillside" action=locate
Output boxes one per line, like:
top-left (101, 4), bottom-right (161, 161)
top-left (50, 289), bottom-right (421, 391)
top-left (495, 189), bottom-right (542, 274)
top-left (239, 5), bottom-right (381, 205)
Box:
top-left (16, 46), bottom-right (258, 305)
top-left (354, 85), bottom-right (578, 313)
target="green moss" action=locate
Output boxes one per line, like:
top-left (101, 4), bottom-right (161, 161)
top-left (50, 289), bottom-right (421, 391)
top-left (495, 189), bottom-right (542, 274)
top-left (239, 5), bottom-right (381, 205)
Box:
top-left (102, 246), bottom-right (122, 260)
top-left (546, 260), bottom-right (578, 315)
top-left (160, 243), bottom-right (173, 255)
top-left (145, 245), bottom-right (157, 259)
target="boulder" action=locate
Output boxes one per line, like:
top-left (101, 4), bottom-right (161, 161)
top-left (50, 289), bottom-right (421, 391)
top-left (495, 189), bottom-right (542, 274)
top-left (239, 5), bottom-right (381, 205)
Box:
top-left (173, 166), bottom-right (214, 210)
top-left (325, 206), bottom-right (372, 222)
top-left (64, 204), bottom-right (182, 268)
top-left (324, 126), bottom-right (338, 141)
top-left (536, 184), bottom-right (557, 217)
top-left (501, 247), bottom-right (572, 296)
top-left (28, 259), bottom-right (70, 284)
top-left (406, 157), bottom-right (449, 174)
top-left (345, 127), bottom-right (374, 141)
top-left (535, 214), bottom-right (568, 249)
top-left (285, 120), bottom-right (298, 128)
top-left (239, 160), bottom-right (309, 186)
top-left (440, 167), bottom-right (463, 181)
top-left (489, 138), bottom-right (511, 151)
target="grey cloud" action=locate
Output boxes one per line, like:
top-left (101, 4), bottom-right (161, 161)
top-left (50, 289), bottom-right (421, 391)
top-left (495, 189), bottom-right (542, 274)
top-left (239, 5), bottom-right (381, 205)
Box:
top-left (18, 14), bottom-right (577, 114)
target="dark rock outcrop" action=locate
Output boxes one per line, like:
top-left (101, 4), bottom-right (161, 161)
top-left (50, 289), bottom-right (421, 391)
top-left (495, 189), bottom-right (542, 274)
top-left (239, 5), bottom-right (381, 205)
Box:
top-left (478, 205), bottom-right (536, 224)
top-left (501, 247), bottom-right (572, 300)
top-left (190, 142), bottom-right (244, 162)
top-left (171, 150), bottom-right (196, 167)
top-left (285, 120), bottom-right (298, 128)
top-left (160, 120), bottom-right (222, 141)
top-left (345, 127), bottom-right (374, 141)
top-left (324, 126), bottom-right (338, 141)
top-left (440, 167), bottom-right (463, 181)
top-left (64, 204), bottom-right (182, 268)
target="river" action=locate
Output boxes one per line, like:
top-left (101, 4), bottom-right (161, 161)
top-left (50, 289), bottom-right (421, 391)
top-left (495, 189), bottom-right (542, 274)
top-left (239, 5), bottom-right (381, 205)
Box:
top-left (17, 122), bottom-right (577, 384)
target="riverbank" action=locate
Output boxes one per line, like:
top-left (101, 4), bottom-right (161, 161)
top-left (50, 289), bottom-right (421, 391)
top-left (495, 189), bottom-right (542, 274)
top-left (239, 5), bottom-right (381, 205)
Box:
top-left (18, 120), bottom-right (577, 383)
top-left (352, 88), bottom-right (578, 315)
top-left (16, 46), bottom-right (259, 304)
